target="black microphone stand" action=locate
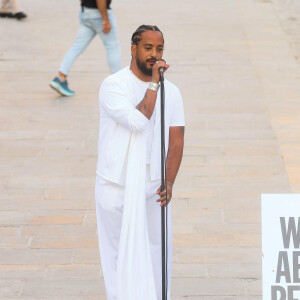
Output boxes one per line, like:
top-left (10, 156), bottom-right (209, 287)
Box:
top-left (160, 70), bottom-right (168, 300)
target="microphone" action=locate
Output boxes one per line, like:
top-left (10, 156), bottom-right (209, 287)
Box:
top-left (159, 67), bottom-right (165, 81)
top-left (159, 67), bottom-right (164, 77)
top-left (158, 59), bottom-right (166, 81)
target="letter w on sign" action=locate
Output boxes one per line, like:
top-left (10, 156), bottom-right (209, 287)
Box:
top-left (280, 217), bottom-right (300, 249)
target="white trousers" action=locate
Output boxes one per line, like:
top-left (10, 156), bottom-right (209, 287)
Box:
top-left (95, 166), bottom-right (172, 300)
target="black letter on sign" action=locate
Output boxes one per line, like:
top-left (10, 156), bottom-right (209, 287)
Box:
top-left (293, 251), bottom-right (300, 283)
top-left (276, 251), bottom-right (291, 283)
top-left (288, 286), bottom-right (300, 300)
top-left (271, 285), bottom-right (286, 300)
top-left (280, 217), bottom-right (300, 249)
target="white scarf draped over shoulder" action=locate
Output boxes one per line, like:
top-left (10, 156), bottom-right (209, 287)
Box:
top-left (117, 131), bottom-right (158, 300)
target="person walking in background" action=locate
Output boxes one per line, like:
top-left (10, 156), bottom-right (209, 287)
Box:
top-left (49, 0), bottom-right (121, 97)
top-left (0, 0), bottom-right (27, 20)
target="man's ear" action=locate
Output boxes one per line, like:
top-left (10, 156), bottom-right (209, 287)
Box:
top-left (131, 44), bottom-right (137, 58)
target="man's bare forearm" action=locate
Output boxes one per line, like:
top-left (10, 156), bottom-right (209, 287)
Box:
top-left (96, 0), bottom-right (108, 19)
top-left (135, 89), bottom-right (157, 120)
top-left (166, 126), bottom-right (185, 185)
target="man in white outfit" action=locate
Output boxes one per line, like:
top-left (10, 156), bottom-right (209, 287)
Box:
top-left (95, 25), bottom-right (185, 300)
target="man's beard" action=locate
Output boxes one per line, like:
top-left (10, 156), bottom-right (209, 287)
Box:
top-left (136, 55), bottom-right (154, 77)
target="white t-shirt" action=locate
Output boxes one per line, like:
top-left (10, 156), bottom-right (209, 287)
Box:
top-left (97, 66), bottom-right (185, 185)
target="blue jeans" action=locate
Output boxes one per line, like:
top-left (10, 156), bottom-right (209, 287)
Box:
top-left (59, 8), bottom-right (121, 75)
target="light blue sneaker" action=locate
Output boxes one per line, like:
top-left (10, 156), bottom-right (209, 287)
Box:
top-left (49, 77), bottom-right (75, 96)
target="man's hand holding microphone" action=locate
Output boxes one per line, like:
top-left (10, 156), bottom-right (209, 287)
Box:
top-left (152, 59), bottom-right (169, 83)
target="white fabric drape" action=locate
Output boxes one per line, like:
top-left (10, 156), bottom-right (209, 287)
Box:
top-left (117, 132), bottom-right (157, 300)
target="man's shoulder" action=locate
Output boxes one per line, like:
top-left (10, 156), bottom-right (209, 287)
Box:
top-left (102, 66), bottom-right (130, 87)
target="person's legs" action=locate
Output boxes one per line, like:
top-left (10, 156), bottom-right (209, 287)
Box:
top-left (5, 0), bottom-right (26, 19)
top-left (95, 176), bottom-right (124, 300)
top-left (146, 168), bottom-right (172, 300)
top-left (95, 167), bottom-right (171, 300)
top-left (91, 10), bottom-right (121, 73)
top-left (0, 0), bottom-right (9, 12)
top-left (50, 11), bottom-right (96, 96)
top-left (59, 15), bottom-right (96, 76)
top-left (9, 0), bottom-right (20, 13)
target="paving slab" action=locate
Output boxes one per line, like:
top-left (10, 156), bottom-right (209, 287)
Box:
top-left (1, 0), bottom-right (300, 298)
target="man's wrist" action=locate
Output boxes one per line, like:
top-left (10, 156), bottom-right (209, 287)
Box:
top-left (147, 81), bottom-right (160, 93)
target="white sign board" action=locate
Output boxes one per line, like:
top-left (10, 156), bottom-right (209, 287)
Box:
top-left (262, 194), bottom-right (300, 300)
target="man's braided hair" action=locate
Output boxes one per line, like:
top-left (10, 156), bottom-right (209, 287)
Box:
top-left (131, 25), bottom-right (164, 45)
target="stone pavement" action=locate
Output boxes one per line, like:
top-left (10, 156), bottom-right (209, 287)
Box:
top-left (1, 0), bottom-right (300, 299)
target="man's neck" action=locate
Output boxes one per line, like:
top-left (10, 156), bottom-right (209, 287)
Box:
top-left (130, 60), bottom-right (151, 82)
